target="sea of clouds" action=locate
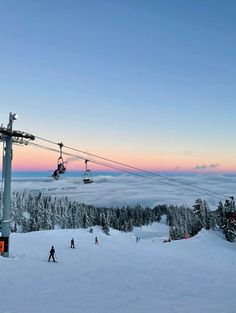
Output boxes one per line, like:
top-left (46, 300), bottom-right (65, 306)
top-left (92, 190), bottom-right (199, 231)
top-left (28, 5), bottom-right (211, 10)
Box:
top-left (9, 172), bottom-right (236, 210)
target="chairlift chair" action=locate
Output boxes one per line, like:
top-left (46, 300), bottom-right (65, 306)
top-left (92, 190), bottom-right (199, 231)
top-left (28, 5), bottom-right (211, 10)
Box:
top-left (52, 142), bottom-right (66, 179)
top-left (57, 143), bottom-right (66, 174)
top-left (83, 160), bottom-right (94, 184)
top-left (57, 157), bottom-right (66, 174)
top-left (52, 169), bottom-right (60, 180)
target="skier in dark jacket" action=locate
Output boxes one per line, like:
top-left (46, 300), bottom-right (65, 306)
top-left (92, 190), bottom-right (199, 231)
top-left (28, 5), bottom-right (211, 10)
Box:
top-left (95, 237), bottom-right (98, 245)
top-left (70, 238), bottom-right (75, 248)
top-left (48, 246), bottom-right (56, 262)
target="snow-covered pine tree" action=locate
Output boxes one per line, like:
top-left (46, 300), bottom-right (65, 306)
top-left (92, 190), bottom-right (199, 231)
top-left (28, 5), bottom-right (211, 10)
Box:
top-left (216, 201), bottom-right (225, 230)
top-left (216, 199), bottom-right (236, 242)
top-left (223, 199), bottom-right (236, 242)
top-left (82, 213), bottom-right (88, 229)
top-left (169, 225), bottom-right (182, 240)
top-left (101, 212), bottom-right (110, 235)
top-left (193, 198), bottom-right (211, 230)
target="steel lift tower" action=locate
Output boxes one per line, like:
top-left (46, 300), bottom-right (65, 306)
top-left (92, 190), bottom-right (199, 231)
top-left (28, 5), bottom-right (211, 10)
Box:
top-left (0, 113), bottom-right (35, 257)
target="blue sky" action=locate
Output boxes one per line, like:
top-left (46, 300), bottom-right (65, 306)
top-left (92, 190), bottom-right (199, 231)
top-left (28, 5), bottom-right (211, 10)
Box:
top-left (0, 0), bottom-right (236, 172)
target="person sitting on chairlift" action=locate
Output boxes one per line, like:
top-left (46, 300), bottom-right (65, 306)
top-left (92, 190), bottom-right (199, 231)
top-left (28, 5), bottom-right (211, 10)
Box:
top-left (53, 169), bottom-right (60, 180)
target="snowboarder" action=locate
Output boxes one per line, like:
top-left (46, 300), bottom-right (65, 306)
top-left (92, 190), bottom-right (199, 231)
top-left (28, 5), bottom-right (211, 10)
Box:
top-left (48, 246), bottom-right (56, 262)
top-left (95, 237), bottom-right (98, 245)
top-left (70, 238), bottom-right (75, 248)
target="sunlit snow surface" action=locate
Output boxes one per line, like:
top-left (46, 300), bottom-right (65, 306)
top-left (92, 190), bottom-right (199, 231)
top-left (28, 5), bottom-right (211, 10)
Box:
top-left (2, 173), bottom-right (236, 313)
top-left (1, 225), bottom-right (236, 313)
top-left (11, 172), bottom-right (236, 209)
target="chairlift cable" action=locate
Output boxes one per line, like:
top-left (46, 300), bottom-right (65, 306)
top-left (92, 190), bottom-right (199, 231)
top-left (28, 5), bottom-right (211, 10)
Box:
top-left (29, 141), bottom-right (224, 201)
top-left (34, 135), bottom-right (229, 199)
top-left (63, 146), bottom-right (229, 199)
top-left (30, 142), bottom-right (207, 196)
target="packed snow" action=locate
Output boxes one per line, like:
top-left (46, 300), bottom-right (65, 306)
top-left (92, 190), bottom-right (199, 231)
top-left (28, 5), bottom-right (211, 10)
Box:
top-left (1, 223), bottom-right (236, 313)
top-left (2, 172), bottom-right (235, 312)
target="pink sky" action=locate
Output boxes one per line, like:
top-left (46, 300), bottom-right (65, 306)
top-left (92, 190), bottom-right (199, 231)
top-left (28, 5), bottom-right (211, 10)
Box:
top-left (9, 145), bottom-right (234, 173)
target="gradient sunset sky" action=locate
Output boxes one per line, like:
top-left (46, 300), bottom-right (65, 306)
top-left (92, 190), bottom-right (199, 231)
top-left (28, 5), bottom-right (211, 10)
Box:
top-left (0, 0), bottom-right (236, 173)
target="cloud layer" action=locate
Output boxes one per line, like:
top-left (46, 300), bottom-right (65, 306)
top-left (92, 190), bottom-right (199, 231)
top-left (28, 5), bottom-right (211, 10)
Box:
top-left (10, 172), bottom-right (235, 210)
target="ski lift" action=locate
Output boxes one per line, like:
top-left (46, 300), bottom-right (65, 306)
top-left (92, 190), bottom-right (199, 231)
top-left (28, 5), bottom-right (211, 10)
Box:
top-left (57, 142), bottom-right (66, 174)
top-left (52, 142), bottom-right (66, 179)
top-left (83, 160), bottom-right (94, 184)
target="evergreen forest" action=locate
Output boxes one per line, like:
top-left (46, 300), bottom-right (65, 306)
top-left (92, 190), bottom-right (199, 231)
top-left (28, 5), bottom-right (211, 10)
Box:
top-left (1, 191), bottom-right (236, 242)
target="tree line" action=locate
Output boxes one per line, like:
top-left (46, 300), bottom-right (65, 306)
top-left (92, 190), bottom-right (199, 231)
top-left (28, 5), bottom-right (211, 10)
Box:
top-left (1, 191), bottom-right (236, 242)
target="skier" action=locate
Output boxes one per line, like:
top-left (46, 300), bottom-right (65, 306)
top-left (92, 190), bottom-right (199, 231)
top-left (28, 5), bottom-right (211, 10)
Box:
top-left (70, 238), bottom-right (75, 248)
top-left (48, 246), bottom-right (56, 262)
top-left (95, 237), bottom-right (98, 245)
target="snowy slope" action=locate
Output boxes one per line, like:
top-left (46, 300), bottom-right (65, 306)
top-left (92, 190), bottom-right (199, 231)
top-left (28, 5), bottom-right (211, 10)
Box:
top-left (1, 224), bottom-right (236, 313)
